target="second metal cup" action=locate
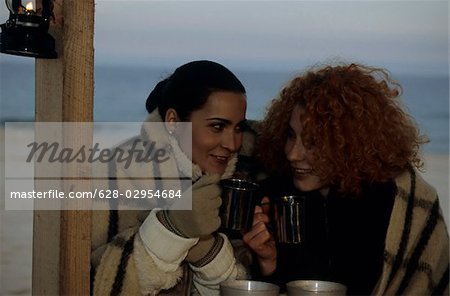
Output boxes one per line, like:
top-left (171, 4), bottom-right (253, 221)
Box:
top-left (275, 195), bottom-right (306, 244)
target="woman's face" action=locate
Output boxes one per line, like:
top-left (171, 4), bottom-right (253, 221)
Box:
top-left (183, 91), bottom-right (247, 174)
top-left (284, 105), bottom-right (329, 195)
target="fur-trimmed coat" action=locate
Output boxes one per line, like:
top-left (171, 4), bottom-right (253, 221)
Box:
top-left (90, 110), bottom-right (258, 295)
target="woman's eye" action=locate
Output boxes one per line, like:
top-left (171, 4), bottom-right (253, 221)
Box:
top-left (210, 123), bottom-right (225, 131)
top-left (305, 142), bottom-right (315, 151)
top-left (237, 121), bottom-right (248, 133)
top-left (286, 129), bottom-right (295, 139)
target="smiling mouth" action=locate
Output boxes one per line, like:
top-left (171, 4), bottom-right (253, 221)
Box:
top-left (212, 155), bottom-right (229, 162)
top-left (292, 167), bottom-right (313, 175)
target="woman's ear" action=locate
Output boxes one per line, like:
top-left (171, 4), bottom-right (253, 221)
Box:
top-left (165, 108), bottom-right (179, 122)
top-left (165, 108), bottom-right (179, 134)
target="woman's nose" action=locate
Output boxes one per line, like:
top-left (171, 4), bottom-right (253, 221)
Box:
top-left (285, 139), bottom-right (306, 162)
top-left (221, 132), bottom-right (240, 152)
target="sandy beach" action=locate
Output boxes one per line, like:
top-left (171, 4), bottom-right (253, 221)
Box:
top-left (0, 128), bottom-right (449, 295)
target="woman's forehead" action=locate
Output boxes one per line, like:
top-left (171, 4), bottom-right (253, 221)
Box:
top-left (192, 91), bottom-right (246, 121)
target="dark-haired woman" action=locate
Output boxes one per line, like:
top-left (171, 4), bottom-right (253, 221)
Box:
top-left (91, 60), bottom-right (256, 295)
top-left (244, 63), bottom-right (449, 295)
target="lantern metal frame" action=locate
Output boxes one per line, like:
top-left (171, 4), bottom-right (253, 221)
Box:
top-left (0, 0), bottom-right (57, 58)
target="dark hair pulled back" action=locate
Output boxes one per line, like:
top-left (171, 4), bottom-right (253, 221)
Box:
top-left (146, 60), bottom-right (246, 120)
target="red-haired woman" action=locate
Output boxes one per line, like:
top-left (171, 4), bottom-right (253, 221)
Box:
top-left (244, 63), bottom-right (449, 295)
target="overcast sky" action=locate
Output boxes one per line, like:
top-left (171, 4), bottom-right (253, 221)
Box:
top-left (1, 1), bottom-right (448, 75)
top-left (93, 0), bottom-right (448, 75)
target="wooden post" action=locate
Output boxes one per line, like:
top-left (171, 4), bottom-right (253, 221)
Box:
top-left (33, 0), bottom-right (94, 295)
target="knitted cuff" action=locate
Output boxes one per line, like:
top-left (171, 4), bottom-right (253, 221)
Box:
top-left (139, 210), bottom-right (198, 272)
top-left (191, 234), bottom-right (224, 268)
top-left (157, 210), bottom-right (188, 238)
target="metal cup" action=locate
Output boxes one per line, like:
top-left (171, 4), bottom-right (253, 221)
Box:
top-left (220, 280), bottom-right (280, 296)
top-left (220, 178), bottom-right (259, 231)
top-left (274, 195), bottom-right (306, 244)
top-left (286, 280), bottom-right (347, 296)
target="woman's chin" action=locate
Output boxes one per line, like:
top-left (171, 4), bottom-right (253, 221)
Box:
top-left (199, 163), bottom-right (226, 175)
top-left (292, 178), bottom-right (322, 192)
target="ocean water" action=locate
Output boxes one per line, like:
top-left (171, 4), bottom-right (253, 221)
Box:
top-left (1, 61), bottom-right (449, 154)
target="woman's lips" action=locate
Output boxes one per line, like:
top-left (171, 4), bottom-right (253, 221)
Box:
top-left (292, 167), bottom-right (313, 175)
top-left (211, 154), bottom-right (230, 164)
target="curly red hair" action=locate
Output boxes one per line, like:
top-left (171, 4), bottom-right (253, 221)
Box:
top-left (256, 63), bottom-right (428, 195)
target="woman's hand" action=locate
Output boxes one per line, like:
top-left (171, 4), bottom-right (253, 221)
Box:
top-left (242, 196), bottom-right (277, 276)
top-left (166, 174), bottom-right (222, 238)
